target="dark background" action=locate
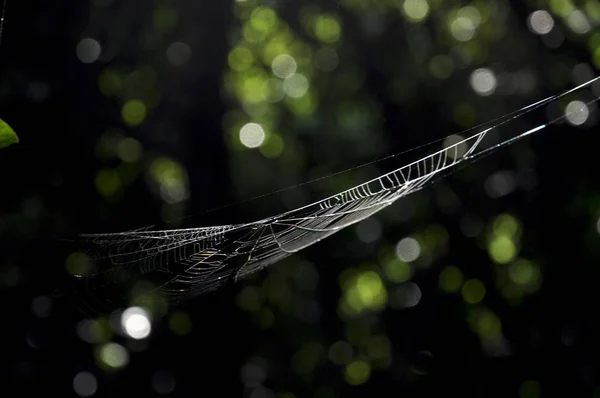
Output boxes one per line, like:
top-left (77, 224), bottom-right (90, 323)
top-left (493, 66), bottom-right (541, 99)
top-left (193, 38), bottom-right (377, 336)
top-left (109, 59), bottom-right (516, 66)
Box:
top-left (2, 0), bottom-right (600, 397)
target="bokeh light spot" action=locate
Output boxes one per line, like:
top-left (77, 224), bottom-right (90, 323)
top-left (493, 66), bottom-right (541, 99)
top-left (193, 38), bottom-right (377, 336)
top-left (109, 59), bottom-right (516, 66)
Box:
top-left (383, 258), bottom-right (412, 283)
top-left (73, 371), bottom-right (97, 397)
top-left (328, 341), bottom-right (353, 365)
top-left (98, 69), bottom-right (122, 96)
top-left (439, 266), bottom-right (464, 293)
top-left (469, 308), bottom-right (502, 341)
top-left (149, 157), bottom-right (189, 204)
top-left (271, 54), bottom-right (297, 79)
top-left (567, 10), bottom-right (591, 34)
top-left (391, 282), bottom-right (422, 308)
top-left (228, 46), bottom-right (255, 72)
top-left (356, 271), bottom-right (385, 306)
top-left (493, 214), bottom-right (520, 237)
top-left (283, 74), bottom-right (309, 98)
top-left (121, 306), bottom-right (151, 340)
top-left (355, 218), bottom-right (382, 243)
top-left (116, 137), bottom-right (143, 163)
top-left (239, 122), bottom-right (266, 148)
top-left (528, 10), bottom-right (554, 35)
top-left (314, 15), bottom-right (342, 43)
top-left (395, 237), bottom-right (421, 262)
top-left (344, 360), bottom-right (371, 385)
top-left (509, 260), bottom-right (534, 285)
top-left (95, 169), bottom-right (121, 199)
top-left (259, 133), bottom-right (284, 158)
top-left (250, 6), bottom-right (278, 33)
top-left (77, 38), bottom-right (101, 63)
top-left (443, 134), bottom-right (467, 159)
top-left (98, 342), bottom-right (129, 369)
top-left (166, 42), bottom-right (191, 66)
top-left (485, 171), bottom-right (517, 198)
top-left (341, 270), bottom-right (388, 314)
top-left (470, 68), bottom-right (497, 96)
top-left (121, 100), bottom-right (147, 127)
top-left (458, 6), bottom-right (482, 27)
top-left (489, 235), bottom-right (517, 264)
top-left (565, 100), bottom-right (589, 125)
top-left (462, 279), bottom-right (486, 304)
top-left (451, 17), bottom-right (476, 42)
top-left (572, 63), bottom-right (594, 85)
top-left (402, 0), bottom-right (430, 23)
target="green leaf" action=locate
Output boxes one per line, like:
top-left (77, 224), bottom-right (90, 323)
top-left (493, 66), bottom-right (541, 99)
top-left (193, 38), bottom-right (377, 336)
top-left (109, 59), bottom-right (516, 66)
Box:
top-left (0, 119), bottom-right (19, 149)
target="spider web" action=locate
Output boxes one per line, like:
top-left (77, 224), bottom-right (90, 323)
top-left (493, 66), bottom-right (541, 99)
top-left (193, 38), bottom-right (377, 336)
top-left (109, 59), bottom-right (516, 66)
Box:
top-left (71, 76), bottom-right (599, 312)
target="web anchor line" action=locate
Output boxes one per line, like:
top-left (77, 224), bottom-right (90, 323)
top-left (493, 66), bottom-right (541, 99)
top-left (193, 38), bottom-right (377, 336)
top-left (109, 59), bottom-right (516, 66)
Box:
top-left (151, 75), bottom-right (600, 228)
top-left (0, 0), bottom-right (7, 47)
top-left (74, 76), bottom-right (599, 307)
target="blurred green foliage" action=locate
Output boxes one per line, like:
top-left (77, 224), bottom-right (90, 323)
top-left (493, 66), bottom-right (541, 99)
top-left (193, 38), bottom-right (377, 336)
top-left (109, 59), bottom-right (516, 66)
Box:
top-left (214, 0), bottom-right (600, 393)
top-left (12, 0), bottom-right (598, 395)
top-left (0, 118), bottom-right (18, 149)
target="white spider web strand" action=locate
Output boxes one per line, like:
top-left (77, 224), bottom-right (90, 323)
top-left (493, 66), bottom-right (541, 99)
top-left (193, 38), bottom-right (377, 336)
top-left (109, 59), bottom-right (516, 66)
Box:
top-left (155, 76), bottom-right (600, 228)
top-left (75, 77), bottom-right (600, 308)
top-left (0, 0), bottom-right (7, 47)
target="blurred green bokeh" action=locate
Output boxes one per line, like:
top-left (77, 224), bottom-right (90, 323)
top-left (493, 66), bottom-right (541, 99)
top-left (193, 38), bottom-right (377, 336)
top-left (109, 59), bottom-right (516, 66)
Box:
top-left (4, 0), bottom-right (600, 396)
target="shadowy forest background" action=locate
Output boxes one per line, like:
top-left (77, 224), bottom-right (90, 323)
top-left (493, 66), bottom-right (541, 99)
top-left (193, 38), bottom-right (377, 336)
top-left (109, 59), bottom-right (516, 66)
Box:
top-left (2, 0), bottom-right (600, 396)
